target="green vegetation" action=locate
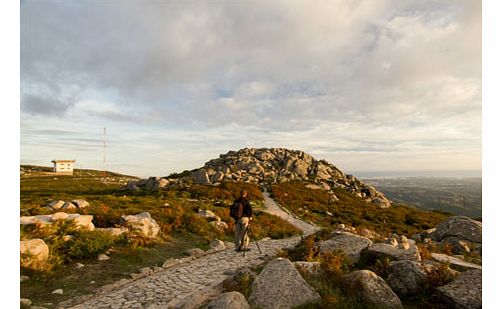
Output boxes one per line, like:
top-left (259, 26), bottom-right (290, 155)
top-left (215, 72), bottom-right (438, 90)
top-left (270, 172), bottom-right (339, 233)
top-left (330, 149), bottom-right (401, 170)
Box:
top-left (20, 167), bottom-right (300, 307)
top-left (271, 181), bottom-right (450, 236)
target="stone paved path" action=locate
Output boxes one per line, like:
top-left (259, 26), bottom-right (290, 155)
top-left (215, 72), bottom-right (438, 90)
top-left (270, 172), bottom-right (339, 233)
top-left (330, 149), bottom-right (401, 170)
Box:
top-left (64, 193), bottom-right (318, 309)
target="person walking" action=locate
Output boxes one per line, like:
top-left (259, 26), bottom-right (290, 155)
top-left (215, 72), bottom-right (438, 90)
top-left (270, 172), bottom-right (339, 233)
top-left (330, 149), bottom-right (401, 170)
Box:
top-left (230, 190), bottom-right (253, 251)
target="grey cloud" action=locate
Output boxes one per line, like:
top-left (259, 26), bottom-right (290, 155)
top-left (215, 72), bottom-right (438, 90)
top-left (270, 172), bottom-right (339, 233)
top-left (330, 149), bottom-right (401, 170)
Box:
top-left (21, 95), bottom-right (71, 116)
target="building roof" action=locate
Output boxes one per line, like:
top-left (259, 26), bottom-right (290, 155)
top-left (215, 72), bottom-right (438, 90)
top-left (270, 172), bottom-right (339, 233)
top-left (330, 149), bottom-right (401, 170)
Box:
top-left (51, 160), bottom-right (76, 163)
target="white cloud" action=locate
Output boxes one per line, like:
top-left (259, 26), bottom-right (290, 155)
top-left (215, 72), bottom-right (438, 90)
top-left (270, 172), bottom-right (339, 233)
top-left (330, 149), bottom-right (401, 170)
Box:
top-left (20, 0), bottom-right (481, 176)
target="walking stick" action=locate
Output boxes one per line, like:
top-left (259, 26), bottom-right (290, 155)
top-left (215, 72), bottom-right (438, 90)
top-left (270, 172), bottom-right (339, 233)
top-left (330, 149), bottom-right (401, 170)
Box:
top-left (240, 222), bottom-right (262, 257)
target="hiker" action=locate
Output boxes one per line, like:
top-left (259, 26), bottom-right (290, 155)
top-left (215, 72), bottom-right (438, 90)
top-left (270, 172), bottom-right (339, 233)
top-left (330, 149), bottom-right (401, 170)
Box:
top-left (230, 190), bottom-right (253, 251)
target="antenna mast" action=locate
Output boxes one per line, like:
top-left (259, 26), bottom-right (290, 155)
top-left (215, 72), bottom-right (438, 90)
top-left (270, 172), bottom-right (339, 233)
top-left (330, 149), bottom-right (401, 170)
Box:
top-left (103, 127), bottom-right (106, 173)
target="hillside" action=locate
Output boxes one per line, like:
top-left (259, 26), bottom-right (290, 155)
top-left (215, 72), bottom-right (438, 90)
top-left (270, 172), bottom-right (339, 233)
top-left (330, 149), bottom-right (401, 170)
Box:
top-left (20, 151), bottom-right (464, 308)
top-left (175, 147), bottom-right (393, 208)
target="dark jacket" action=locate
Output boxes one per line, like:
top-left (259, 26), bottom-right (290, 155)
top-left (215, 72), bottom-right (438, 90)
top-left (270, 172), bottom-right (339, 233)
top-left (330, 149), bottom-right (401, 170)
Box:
top-left (232, 197), bottom-right (252, 218)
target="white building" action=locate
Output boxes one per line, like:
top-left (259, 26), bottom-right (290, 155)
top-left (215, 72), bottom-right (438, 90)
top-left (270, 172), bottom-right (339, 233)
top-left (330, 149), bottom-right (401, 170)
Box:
top-left (51, 160), bottom-right (76, 175)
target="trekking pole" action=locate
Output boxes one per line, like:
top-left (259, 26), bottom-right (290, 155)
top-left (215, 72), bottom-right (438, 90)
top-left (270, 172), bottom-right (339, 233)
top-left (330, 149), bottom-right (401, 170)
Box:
top-left (248, 224), bottom-right (262, 254)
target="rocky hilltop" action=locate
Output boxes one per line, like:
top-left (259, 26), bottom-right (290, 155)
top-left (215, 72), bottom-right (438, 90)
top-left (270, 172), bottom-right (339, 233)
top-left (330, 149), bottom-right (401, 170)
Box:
top-left (184, 148), bottom-right (392, 208)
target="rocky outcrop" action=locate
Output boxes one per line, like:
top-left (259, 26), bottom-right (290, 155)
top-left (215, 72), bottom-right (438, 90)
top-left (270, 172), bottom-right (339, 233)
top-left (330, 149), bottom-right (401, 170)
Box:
top-left (20, 213), bottom-right (95, 231)
top-left (318, 232), bottom-right (372, 264)
top-left (20, 239), bottom-right (49, 270)
top-left (179, 148), bottom-right (391, 208)
top-left (207, 292), bottom-right (250, 309)
top-left (436, 269), bottom-right (482, 309)
top-left (119, 212), bottom-right (160, 239)
top-left (249, 258), bottom-right (321, 309)
top-left (345, 270), bottom-right (403, 309)
top-left (431, 216), bottom-right (482, 243)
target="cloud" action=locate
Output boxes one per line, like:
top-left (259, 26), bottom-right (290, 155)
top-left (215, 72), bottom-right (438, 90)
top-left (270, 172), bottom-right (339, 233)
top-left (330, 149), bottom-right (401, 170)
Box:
top-left (20, 0), bottom-right (481, 175)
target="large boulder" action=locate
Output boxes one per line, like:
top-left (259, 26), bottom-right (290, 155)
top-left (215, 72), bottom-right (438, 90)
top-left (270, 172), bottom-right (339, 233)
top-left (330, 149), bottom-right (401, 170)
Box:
top-left (385, 260), bottom-right (456, 297)
top-left (318, 232), bottom-right (372, 264)
top-left (193, 169), bottom-right (211, 184)
top-left (119, 212), bottom-right (160, 238)
top-left (366, 241), bottom-right (421, 261)
top-left (436, 269), bottom-right (481, 309)
top-left (20, 239), bottom-right (49, 270)
top-left (344, 270), bottom-right (403, 309)
top-left (249, 258), bottom-right (321, 309)
top-left (207, 292), bottom-right (250, 309)
top-left (432, 216), bottom-right (482, 243)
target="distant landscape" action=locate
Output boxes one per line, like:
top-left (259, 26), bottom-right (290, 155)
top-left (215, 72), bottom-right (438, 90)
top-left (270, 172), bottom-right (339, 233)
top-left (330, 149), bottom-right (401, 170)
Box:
top-left (362, 177), bottom-right (482, 219)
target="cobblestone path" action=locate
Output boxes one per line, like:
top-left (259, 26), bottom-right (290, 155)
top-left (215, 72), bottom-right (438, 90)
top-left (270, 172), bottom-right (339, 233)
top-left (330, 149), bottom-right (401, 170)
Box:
top-left (65, 193), bottom-right (317, 309)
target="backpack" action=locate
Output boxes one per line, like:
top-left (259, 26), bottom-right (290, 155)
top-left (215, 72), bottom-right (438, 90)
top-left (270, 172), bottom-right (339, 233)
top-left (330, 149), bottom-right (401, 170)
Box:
top-left (230, 201), bottom-right (242, 219)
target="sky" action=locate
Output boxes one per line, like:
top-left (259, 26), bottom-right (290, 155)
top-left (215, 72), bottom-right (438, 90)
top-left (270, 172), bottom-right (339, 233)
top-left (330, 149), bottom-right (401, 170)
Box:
top-left (20, 0), bottom-right (482, 178)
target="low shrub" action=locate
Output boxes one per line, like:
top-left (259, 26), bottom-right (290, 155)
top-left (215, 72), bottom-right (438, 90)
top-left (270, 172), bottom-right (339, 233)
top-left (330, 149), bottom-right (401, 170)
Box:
top-left (60, 230), bottom-right (117, 260)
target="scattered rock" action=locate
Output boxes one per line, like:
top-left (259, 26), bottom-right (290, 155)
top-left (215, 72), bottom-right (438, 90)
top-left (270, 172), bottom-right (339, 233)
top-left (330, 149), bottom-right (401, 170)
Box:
top-left (47, 200), bottom-right (65, 211)
top-left (209, 221), bottom-right (229, 231)
top-left (95, 227), bottom-right (129, 237)
top-left (20, 239), bottom-right (49, 270)
top-left (185, 248), bottom-right (205, 258)
top-left (162, 258), bottom-right (180, 268)
top-left (119, 212), bottom-right (160, 238)
top-left (432, 216), bottom-right (482, 243)
top-left (319, 232), bottom-right (372, 264)
top-left (62, 201), bottom-right (78, 210)
top-left (71, 199), bottom-right (90, 209)
top-left (344, 270), bottom-right (403, 309)
top-left (209, 239), bottom-right (226, 251)
top-left (20, 275), bottom-right (30, 283)
top-left (249, 258), bottom-right (321, 309)
top-left (97, 254), bottom-right (110, 261)
top-left (75, 263), bottom-right (85, 269)
top-left (52, 289), bottom-right (64, 295)
top-left (197, 209), bottom-right (219, 220)
top-left (20, 298), bottom-right (32, 307)
top-left (207, 291), bottom-right (250, 309)
top-left (430, 253), bottom-right (481, 271)
top-left (436, 269), bottom-right (481, 309)
top-left (366, 241), bottom-right (421, 261)
top-left (67, 214), bottom-right (95, 231)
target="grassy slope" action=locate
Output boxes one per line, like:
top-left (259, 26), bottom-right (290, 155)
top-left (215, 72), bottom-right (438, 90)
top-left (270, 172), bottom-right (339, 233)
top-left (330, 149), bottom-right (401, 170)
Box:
top-left (271, 180), bottom-right (451, 236)
top-left (20, 167), bottom-right (300, 307)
